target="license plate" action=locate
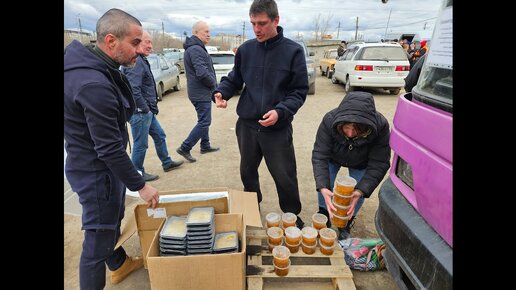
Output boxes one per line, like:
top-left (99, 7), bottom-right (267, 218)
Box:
top-left (375, 66), bottom-right (392, 71)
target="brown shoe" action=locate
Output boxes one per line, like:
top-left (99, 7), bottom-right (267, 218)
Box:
top-left (110, 256), bottom-right (143, 284)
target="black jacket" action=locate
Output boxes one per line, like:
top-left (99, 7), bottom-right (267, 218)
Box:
top-left (121, 55), bottom-right (159, 114)
top-left (214, 26), bottom-right (308, 131)
top-left (311, 91), bottom-right (391, 198)
top-left (183, 35), bottom-right (217, 102)
top-left (64, 40), bottom-right (145, 191)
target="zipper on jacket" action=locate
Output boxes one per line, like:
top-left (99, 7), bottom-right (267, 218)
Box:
top-left (260, 42), bottom-right (267, 119)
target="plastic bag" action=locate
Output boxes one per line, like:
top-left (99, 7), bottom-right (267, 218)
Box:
top-left (339, 238), bottom-right (386, 271)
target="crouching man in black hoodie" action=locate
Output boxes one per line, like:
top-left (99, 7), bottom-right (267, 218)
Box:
top-left (312, 91), bottom-right (391, 241)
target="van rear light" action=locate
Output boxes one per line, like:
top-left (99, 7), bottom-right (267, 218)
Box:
top-left (395, 65), bottom-right (410, 71)
top-left (355, 65), bottom-right (373, 71)
top-left (395, 157), bottom-right (414, 189)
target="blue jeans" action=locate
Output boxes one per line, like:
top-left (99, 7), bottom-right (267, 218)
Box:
top-left (128, 112), bottom-right (172, 173)
top-left (317, 161), bottom-right (366, 217)
top-left (180, 101), bottom-right (212, 151)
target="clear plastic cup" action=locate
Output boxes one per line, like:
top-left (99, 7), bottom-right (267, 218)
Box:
top-left (273, 259), bottom-right (291, 276)
top-left (272, 245), bottom-right (291, 268)
top-left (333, 192), bottom-right (353, 206)
top-left (318, 228), bottom-right (337, 247)
top-left (334, 175), bottom-right (357, 196)
top-left (311, 213), bottom-right (328, 230)
top-left (284, 226), bottom-right (302, 245)
top-left (301, 226), bottom-right (318, 246)
top-left (319, 242), bottom-right (335, 255)
top-left (301, 240), bottom-right (317, 255)
top-left (267, 238), bottom-right (284, 252)
top-left (284, 238), bottom-right (301, 253)
top-left (331, 213), bottom-right (350, 228)
top-left (332, 200), bottom-right (351, 217)
top-left (265, 212), bottom-right (281, 228)
top-left (267, 226), bottom-right (284, 245)
top-left (281, 212), bottom-right (297, 228)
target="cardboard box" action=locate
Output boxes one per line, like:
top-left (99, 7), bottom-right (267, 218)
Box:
top-left (147, 213), bottom-right (246, 290)
top-left (116, 187), bottom-right (261, 268)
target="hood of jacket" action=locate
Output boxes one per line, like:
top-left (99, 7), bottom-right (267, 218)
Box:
top-left (183, 35), bottom-right (207, 51)
top-left (331, 91), bottom-right (379, 138)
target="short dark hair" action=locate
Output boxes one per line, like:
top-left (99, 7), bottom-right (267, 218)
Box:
top-left (249, 0), bottom-right (278, 20)
top-left (96, 8), bottom-right (141, 43)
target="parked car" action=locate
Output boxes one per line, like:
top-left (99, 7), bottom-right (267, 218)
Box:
top-left (294, 39), bottom-right (316, 95)
top-left (375, 0), bottom-right (453, 289)
top-left (319, 48), bottom-right (338, 78)
top-left (164, 51), bottom-right (185, 73)
top-left (208, 50), bottom-right (235, 83)
top-left (146, 53), bottom-right (181, 101)
top-left (331, 42), bottom-right (410, 95)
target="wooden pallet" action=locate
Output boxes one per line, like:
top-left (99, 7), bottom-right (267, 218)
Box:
top-left (246, 228), bottom-right (356, 290)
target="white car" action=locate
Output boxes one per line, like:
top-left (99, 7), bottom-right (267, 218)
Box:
top-left (208, 50), bottom-right (235, 83)
top-left (331, 42), bottom-right (410, 95)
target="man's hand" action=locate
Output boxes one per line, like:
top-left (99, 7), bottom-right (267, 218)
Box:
top-left (214, 92), bottom-right (227, 108)
top-left (138, 184), bottom-right (159, 209)
top-left (258, 109), bottom-right (278, 127)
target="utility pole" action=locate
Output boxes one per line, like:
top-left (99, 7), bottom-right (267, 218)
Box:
top-left (384, 8), bottom-right (392, 40)
top-left (162, 21), bottom-right (165, 36)
top-left (354, 17), bottom-right (359, 41)
top-left (336, 21), bottom-right (341, 39)
top-left (77, 14), bottom-right (83, 43)
top-left (242, 21), bottom-right (246, 44)
top-left (423, 22), bottom-right (427, 30)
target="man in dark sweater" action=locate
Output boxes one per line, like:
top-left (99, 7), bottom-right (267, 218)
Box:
top-left (64, 9), bottom-right (159, 289)
top-left (213, 0), bottom-right (308, 227)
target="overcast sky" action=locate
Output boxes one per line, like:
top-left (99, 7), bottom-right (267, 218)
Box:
top-left (64, 0), bottom-right (443, 42)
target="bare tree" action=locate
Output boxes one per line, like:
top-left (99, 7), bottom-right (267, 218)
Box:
top-left (313, 13), bottom-right (334, 41)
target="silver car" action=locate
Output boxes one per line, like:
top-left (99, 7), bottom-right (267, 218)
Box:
top-left (147, 54), bottom-right (181, 101)
top-left (164, 51), bottom-right (185, 74)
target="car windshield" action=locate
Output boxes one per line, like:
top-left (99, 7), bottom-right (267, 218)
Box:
top-left (210, 54), bottom-right (234, 65)
top-left (359, 47), bottom-right (407, 61)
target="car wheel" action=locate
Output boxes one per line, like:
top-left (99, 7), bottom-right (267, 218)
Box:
top-left (175, 64), bottom-right (181, 73)
top-left (389, 88), bottom-right (401, 95)
top-left (156, 84), bottom-right (163, 101)
top-left (345, 76), bottom-right (354, 93)
top-left (308, 82), bottom-right (315, 95)
top-left (327, 69), bottom-right (333, 79)
top-left (173, 76), bottom-right (181, 91)
top-left (321, 66), bottom-right (325, 76)
top-left (331, 73), bottom-right (339, 84)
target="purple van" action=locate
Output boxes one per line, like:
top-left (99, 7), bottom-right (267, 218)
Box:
top-left (375, 1), bottom-right (453, 289)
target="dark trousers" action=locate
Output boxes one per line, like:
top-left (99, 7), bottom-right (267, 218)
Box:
top-left (236, 119), bottom-right (301, 214)
top-left (80, 229), bottom-right (126, 290)
top-left (181, 100), bottom-right (212, 151)
top-left (67, 169), bottom-right (127, 290)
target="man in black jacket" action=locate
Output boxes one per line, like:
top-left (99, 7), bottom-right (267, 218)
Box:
top-left (176, 21), bottom-right (219, 163)
top-left (64, 9), bottom-right (159, 289)
top-left (312, 91), bottom-right (391, 240)
top-left (121, 31), bottom-right (183, 181)
top-left (214, 0), bottom-right (308, 227)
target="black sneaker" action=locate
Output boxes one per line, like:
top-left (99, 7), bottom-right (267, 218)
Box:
top-left (295, 216), bottom-right (305, 229)
top-left (317, 207), bottom-right (332, 228)
top-left (163, 160), bottom-right (184, 172)
top-left (200, 146), bottom-right (220, 154)
top-left (176, 147), bottom-right (196, 162)
top-left (338, 227), bottom-right (351, 241)
top-left (143, 172), bottom-right (159, 182)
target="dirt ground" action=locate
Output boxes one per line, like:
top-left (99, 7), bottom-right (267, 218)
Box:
top-left (64, 73), bottom-right (400, 290)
